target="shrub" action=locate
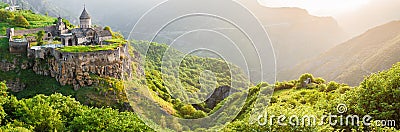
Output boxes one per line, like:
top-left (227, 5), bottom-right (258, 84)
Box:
top-left (338, 86), bottom-right (351, 94)
top-left (318, 84), bottom-right (327, 92)
top-left (0, 10), bottom-right (14, 22)
top-left (180, 104), bottom-right (196, 116)
top-left (325, 81), bottom-right (339, 92)
top-left (275, 81), bottom-right (295, 91)
top-left (345, 63), bottom-right (400, 128)
top-left (13, 15), bottom-right (30, 27)
top-left (36, 30), bottom-right (45, 45)
top-left (299, 73), bottom-right (314, 83)
top-left (314, 77), bottom-right (326, 84)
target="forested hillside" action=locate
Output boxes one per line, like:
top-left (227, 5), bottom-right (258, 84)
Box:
top-left (223, 63), bottom-right (400, 131)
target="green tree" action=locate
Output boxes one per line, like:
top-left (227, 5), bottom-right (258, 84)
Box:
top-left (104, 26), bottom-right (111, 32)
top-left (0, 2), bottom-right (9, 9)
top-left (14, 15), bottom-right (30, 27)
top-left (180, 104), bottom-right (196, 117)
top-left (36, 30), bottom-right (45, 45)
top-left (345, 63), bottom-right (400, 128)
top-left (299, 73), bottom-right (314, 83)
top-left (192, 110), bottom-right (207, 118)
top-left (14, 95), bottom-right (64, 131)
top-left (63, 19), bottom-right (73, 29)
top-left (112, 32), bottom-right (124, 39)
top-left (0, 10), bottom-right (14, 22)
top-left (325, 81), bottom-right (339, 92)
top-left (70, 108), bottom-right (151, 131)
top-left (0, 81), bottom-right (8, 124)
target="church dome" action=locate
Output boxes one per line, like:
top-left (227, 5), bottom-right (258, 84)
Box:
top-left (79, 7), bottom-right (91, 19)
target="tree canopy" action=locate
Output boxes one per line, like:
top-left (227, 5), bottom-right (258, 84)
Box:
top-left (13, 15), bottom-right (30, 27)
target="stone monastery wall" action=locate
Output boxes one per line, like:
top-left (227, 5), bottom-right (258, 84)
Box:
top-left (28, 45), bottom-right (133, 90)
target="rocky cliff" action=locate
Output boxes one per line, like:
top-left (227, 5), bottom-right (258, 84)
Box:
top-left (0, 58), bottom-right (31, 92)
top-left (29, 44), bottom-right (135, 90)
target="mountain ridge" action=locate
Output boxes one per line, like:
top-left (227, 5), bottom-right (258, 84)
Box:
top-left (281, 20), bottom-right (400, 86)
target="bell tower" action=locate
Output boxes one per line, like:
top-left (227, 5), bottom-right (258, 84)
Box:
top-left (79, 5), bottom-right (91, 29)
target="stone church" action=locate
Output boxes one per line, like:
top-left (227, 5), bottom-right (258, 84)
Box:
top-left (61, 6), bottom-right (112, 46)
top-left (7, 6), bottom-right (113, 54)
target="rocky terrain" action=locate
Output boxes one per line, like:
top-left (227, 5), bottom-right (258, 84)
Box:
top-left (29, 45), bottom-right (136, 90)
top-left (0, 44), bottom-right (141, 92)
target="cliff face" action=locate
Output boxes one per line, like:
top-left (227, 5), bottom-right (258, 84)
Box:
top-left (29, 45), bottom-right (135, 90)
top-left (0, 58), bottom-right (31, 92)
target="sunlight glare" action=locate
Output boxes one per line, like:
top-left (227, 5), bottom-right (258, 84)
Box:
top-left (259, 0), bottom-right (371, 16)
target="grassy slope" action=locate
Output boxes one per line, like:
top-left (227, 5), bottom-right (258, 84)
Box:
top-left (57, 38), bottom-right (127, 53)
top-left (0, 10), bottom-right (56, 35)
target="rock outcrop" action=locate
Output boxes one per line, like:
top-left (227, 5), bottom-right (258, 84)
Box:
top-left (6, 78), bottom-right (26, 92)
top-left (205, 86), bottom-right (232, 109)
top-left (0, 58), bottom-right (30, 72)
top-left (0, 58), bottom-right (31, 92)
top-left (30, 44), bottom-right (134, 90)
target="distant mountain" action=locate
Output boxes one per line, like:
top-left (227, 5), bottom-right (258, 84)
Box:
top-left (240, 0), bottom-right (349, 70)
top-left (281, 21), bottom-right (400, 86)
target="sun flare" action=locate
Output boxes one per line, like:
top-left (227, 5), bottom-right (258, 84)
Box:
top-left (259, 0), bottom-right (371, 16)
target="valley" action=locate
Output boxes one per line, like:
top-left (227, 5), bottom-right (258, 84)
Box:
top-left (0, 1), bottom-right (398, 131)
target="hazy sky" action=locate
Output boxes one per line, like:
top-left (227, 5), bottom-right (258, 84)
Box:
top-left (259, 0), bottom-right (370, 17)
top-left (47, 0), bottom-right (399, 36)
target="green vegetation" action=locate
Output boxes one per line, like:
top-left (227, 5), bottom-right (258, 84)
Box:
top-left (0, 37), bottom-right (27, 61)
top-left (0, 82), bottom-right (152, 131)
top-left (104, 26), bottom-right (111, 32)
top-left (105, 26), bottom-right (125, 40)
top-left (57, 36), bottom-right (127, 53)
top-left (53, 18), bottom-right (74, 29)
top-left (57, 43), bottom-right (124, 53)
top-left (0, 2), bottom-right (8, 9)
top-left (16, 10), bottom-right (56, 29)
top-left (13, 15), bottom-right (29, 27)
top-left (0, 10), bottom-right (14, 22)
top-left (222, 63), bottom-right (400, 131)
top-left (0, 8), bottom-right (56, 35)
top-left (2, 35), bottom-right (400, 131)
top-left (0, 4), bottom-right (398, 131)
top-left (343, 62), bottom-right (400, 128)
top-left (130, 40), bottom-right (248, 118)
top-left (104, 38), bottom-right (127, 44)
top-left (36, 30), bottom-right (44, 45)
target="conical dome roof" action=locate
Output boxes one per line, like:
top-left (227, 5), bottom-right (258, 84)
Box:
top-left (80, 7), bottom-right (91, 19)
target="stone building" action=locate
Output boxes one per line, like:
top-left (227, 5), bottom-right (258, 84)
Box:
top-left (8, 6), bottom-right (113, 53)
top-left (79, 6), bottom-right (91, 29)
top-left (61, 6), bottom-right (112, 46)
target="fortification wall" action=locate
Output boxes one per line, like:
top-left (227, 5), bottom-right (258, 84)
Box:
top-left (13, 26), bottom-right (56, 36)
top-left (30, 44), bottom-right (134, 90)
